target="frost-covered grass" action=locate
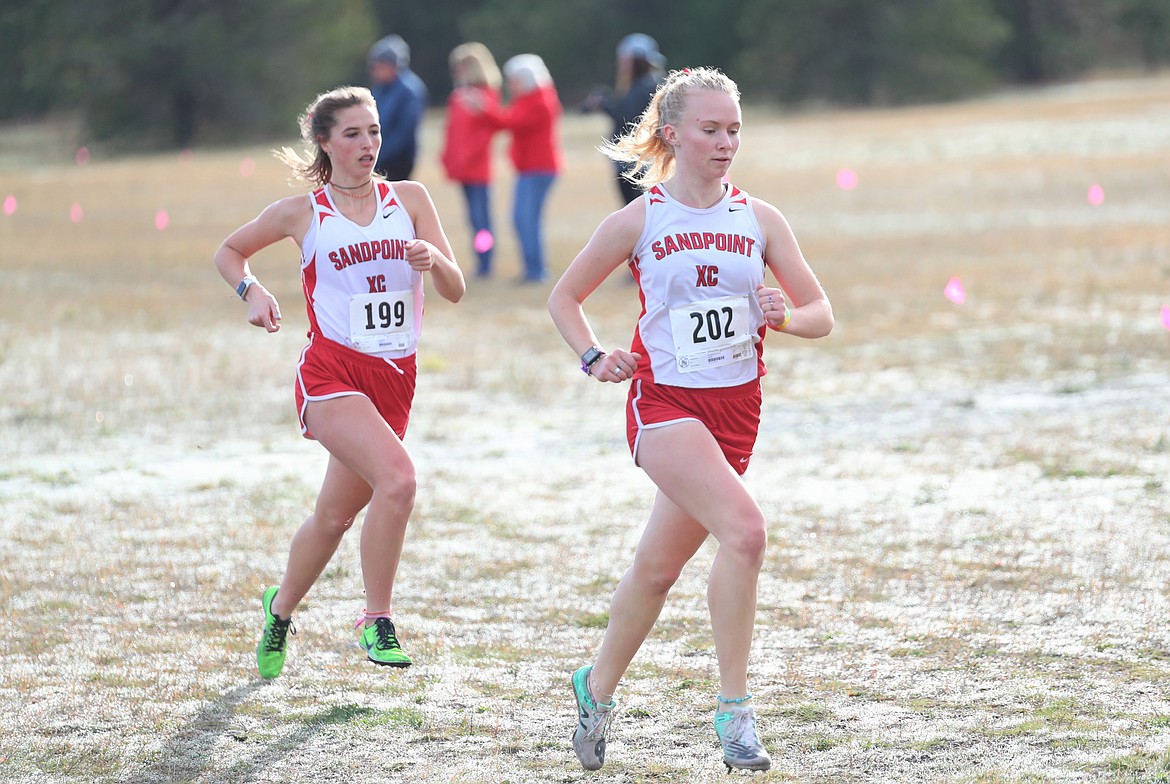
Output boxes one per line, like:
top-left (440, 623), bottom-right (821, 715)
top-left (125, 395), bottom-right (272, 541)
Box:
top-left (1, 74), bottom-right (1169, 783)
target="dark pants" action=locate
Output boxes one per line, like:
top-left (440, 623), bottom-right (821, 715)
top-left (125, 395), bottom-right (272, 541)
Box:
top-left (461, 183), bottom-right (493, 276)
top-left (513, 172), bottom-right (555, 282)
top-left (615, 162), bottom-right (641, 205)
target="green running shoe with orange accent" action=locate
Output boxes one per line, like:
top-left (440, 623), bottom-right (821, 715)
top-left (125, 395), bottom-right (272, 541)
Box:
top-left (256, 586), bottom-right (294, 680)
top-left (358, 617), bottom-right (412, 668)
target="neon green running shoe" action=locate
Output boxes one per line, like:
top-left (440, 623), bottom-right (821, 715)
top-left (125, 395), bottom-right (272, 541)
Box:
top-left (714, 706), bottom-right (772, 772)
top-left (571, 665), bottom-right (616, 770)
top-left (256, 586), bottom-right (295, 680)
top-left (358, 617), bottom-right (412, 668)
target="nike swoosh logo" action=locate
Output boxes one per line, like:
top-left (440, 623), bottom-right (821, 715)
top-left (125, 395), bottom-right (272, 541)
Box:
top-left (383, 208), bottom-right (395, 218)
top-left (729, 206), bottom-right (744, 212)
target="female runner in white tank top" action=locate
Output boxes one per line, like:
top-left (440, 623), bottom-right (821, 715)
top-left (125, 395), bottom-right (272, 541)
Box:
top-left (214, 86), bottom-right (464, 678)
top-left (549, 68), bottom-right (833, 773)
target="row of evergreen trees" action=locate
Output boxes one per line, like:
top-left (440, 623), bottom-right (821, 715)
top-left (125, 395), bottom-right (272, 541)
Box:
top-left (3, 0), bottom-right (1167, 149)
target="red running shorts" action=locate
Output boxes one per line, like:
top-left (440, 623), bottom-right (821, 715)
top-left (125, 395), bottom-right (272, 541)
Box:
top-left (294, 334), bottom-right (417, 440)
top-left (626, 376), bottom-right (762, 475)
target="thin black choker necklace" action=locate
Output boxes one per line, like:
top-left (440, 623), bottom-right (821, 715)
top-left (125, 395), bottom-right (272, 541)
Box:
top-left (329, 179), bottom-right (372, 190)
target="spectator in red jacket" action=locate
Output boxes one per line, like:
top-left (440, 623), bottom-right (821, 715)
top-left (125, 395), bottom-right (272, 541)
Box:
top-left (479, 53), bottom-right (563, 283)
top-left (441, 43), bottom-right (503, 278)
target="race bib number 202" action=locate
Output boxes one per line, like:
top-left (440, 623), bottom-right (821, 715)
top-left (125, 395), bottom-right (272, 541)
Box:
top-left (669, 295), bottom-right (753, 373)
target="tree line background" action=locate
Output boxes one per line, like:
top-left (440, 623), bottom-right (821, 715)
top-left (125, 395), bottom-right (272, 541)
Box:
top-left (3, 0), bottom-right (1168, 151)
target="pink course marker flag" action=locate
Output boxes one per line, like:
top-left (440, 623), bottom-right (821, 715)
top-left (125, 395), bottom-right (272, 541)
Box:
top-left (836, 168), bottom-right (858, 191)
top-left (944, 276), bottom-right (966, 304)
top-left (474, 229), bottom-right (494, 254)
top-left (75, 146), bottom-right (90, 166)
top-left (1161, 304), bottom-right (1170, 331)
top-left (155, 209), bottom-right (170, 231)
top-left (1087, 184), bottom-right (1105, 206)
top-left (3, 195), bottom-right (16, 215)
top-left (70, 203), bottom-right (84, 223)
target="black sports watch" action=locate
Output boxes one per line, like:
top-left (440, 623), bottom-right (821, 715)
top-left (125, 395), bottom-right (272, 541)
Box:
top-left (580, 346), bottom-right (605, 376)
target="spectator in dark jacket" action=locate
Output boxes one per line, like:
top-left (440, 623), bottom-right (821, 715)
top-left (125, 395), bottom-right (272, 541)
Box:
top-left (368, 35), bottom-right (428, 180)
top-left (581, 33), bottom-right (667, 205)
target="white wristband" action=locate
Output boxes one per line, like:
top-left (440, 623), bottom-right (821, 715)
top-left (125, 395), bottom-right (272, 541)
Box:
top-left (236, 275), bottom-right (258, 300)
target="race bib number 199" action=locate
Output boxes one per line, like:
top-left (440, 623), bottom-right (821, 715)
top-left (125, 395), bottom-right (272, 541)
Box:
top-left (669, 295), bottom-right (753, 373)
top-left (349, 289), bottom-right (416, 353)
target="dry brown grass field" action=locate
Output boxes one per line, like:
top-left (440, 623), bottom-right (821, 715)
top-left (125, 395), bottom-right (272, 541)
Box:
top-left (1, 73), bottom-right (1169, 783)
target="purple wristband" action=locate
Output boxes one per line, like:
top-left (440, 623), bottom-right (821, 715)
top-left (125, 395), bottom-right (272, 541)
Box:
top-left (581, 351), bottom-right (606, 376)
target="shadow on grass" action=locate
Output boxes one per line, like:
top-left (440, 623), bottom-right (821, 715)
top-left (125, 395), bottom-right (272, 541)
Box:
top-left (124, 680), bottom-right (375, 784)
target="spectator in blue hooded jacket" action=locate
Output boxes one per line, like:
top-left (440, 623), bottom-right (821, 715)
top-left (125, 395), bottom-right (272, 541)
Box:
top-left (368, 35), bottom-right (429, 180)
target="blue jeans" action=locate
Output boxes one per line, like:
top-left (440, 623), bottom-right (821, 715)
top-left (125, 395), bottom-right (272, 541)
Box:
top-left (513, 172), bottom-right (555, 282)
top-left (461, 183), bottom-right (493, 276)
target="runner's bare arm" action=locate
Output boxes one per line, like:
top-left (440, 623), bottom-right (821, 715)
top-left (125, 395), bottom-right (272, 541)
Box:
top-left (214, 195), bottom-right (312, 332)
top-left (548, 201), bottom-right (645, 362)
top-left (397, 181), bottom-right (466, 303)
top-left (752, 198), bottom-right (833, 339)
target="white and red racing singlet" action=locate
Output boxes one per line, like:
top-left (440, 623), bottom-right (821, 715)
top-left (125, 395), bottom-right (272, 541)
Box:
top-left (300, 182), bottom-right (424, 361)
top-left (629, 183), bottom-right (768, 388)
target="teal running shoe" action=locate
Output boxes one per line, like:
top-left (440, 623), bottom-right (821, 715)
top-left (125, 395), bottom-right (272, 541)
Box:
top-left (571, 665), bottom-right (616, 770)
top-left (714, 706), bottom-right (772, 772)
top-left (256, 586), bottom-right (294, 680)
top-left (358, 617), bottom-right (412, 668)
